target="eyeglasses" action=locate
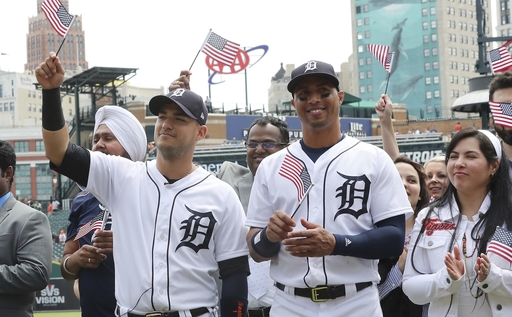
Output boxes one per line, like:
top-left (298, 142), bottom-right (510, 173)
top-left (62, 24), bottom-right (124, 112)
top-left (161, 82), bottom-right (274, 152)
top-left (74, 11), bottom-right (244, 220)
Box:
top-left (245, 141), bottom-right (287, 149)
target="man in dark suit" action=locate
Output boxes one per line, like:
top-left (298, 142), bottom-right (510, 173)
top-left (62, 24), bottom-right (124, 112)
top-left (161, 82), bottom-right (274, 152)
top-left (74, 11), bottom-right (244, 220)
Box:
top-left (0, 140), bottom-right (52, 317)
top-left (217, 116), bottom-right (289, 316)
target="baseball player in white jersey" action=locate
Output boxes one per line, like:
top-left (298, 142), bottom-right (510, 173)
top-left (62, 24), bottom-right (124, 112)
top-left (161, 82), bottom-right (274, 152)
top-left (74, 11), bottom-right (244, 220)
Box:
top-left (246, 60), bottom-right (413, 316)
top-left (36, 52), bottom-right (250, 317)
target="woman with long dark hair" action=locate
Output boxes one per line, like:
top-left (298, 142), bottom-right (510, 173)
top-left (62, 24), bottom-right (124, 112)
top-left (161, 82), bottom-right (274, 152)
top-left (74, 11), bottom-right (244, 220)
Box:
top-left (379, 156), bottom-right (430, 317)
top-left (403, 127), bottom-right (512, 316)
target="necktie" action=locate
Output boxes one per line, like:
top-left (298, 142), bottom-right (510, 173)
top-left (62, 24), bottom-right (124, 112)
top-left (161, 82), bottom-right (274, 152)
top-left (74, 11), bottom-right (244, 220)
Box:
top-left (248, 258), bottom-right (270, 299)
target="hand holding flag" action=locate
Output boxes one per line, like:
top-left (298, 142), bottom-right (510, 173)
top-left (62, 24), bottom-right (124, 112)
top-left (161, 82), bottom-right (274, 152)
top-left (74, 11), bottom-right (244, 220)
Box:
top-left (189, 30), bottom-right (240, 70)
top-left (41, 0), bottom-right (75, 56)
top-left (367, 44), bottom-right (395, 94)
top-left (486, 226), bottom-right (512, 268)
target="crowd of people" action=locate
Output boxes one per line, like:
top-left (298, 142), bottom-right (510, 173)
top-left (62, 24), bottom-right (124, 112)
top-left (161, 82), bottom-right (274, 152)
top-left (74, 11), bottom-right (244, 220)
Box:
top-left (2, 55), bottom-right (512, 317)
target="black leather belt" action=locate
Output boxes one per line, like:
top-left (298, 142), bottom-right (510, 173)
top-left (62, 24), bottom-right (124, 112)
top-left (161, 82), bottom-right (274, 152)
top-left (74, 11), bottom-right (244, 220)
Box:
top-left (248, 306), bottom-right (271, 317)
top-left (275, 281), bottom-right (372, 302)
top-left (126, 307), bottom-right (208, 317)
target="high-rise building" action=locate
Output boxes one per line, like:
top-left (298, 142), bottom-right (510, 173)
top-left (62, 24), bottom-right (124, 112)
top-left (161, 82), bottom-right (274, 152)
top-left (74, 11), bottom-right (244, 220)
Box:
top-left (351, 0), bottom-right (492, 119)
top-left (25, 0), bottom-right (88, 73)
top-left (496, 0), bottom-right (512, 44)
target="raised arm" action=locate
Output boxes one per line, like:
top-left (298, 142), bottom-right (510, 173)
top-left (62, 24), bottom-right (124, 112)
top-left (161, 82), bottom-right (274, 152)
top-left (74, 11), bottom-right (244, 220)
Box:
top-left (168, 70), bottom-right (192, 92)
top-left (35, 52), bottom-right (68, 167)
top-left (375, 94), bottom-right (399, 160)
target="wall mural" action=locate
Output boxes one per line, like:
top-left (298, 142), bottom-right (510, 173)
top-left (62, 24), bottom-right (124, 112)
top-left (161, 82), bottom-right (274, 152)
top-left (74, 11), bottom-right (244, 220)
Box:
top-left (362, 1), bottom-right (439, 118)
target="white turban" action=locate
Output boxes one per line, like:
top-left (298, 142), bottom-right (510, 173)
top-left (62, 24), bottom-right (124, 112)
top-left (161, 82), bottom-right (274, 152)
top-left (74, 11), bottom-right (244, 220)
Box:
top-left (94, 106), bottom-right (147, 162)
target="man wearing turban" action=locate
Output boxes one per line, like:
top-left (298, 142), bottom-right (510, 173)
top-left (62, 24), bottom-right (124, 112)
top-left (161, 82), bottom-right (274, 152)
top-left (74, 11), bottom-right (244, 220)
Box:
top-left (59, 106), bottom-right (147, 317)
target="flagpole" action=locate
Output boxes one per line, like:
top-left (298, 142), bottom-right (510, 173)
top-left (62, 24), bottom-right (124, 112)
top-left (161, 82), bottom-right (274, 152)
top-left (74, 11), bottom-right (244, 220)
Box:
top-left (290, 183), bottom-right (315, 218)
top-left (384, 52), bottom-right (395, 95)
top-left (244, 47), bottom-right (248, 111)
top-left (384, 71), bottom-right (391, 95)
top-left (55, 38), bottom-right (66, 56)
top-left (190, 29), bottom-right (212, 70)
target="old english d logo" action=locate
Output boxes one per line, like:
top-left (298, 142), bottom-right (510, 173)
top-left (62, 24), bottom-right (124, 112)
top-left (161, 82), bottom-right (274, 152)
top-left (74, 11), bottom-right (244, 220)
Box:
top-left (334, 172), bottom-right (370, 220)
top-left (176, 205), bottom-right (217, 253)
top-left (304, 60), bottom-right (317, 73)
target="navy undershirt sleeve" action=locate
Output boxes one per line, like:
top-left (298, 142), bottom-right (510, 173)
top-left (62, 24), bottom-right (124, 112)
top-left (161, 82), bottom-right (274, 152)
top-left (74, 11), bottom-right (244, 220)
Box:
top-left (219, 256), bottom-right (249, 317)
top-left (218, 255), bottom-right (250, 279)
top-left (51, 143), bottom-right (91, 187)
top-left (331, 214), bottom-right (405, 259)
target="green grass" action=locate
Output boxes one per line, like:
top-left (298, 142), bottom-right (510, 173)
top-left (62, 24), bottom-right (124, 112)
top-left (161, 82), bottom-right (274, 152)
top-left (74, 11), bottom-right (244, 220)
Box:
top-left (34, 311), bottom-right (81, 317)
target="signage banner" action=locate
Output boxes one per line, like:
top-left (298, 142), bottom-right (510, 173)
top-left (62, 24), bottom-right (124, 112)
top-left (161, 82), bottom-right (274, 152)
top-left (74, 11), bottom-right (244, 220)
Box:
top-left (34, 278), bottom-right (80, 312)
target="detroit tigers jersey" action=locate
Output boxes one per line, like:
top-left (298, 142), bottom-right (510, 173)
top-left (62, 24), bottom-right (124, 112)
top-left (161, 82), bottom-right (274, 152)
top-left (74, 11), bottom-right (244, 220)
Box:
top-left (85, 151), bottom-right (249, 315)
top-left (246, 135), bottom-right (412, 288)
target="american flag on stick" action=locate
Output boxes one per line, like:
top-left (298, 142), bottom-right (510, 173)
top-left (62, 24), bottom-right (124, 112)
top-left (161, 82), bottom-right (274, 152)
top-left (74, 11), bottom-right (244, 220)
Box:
top-left (74, 210), bottom-right (106, 241)
top-left (278, 154), bottom-right (312, 202)
top-left (367, 44), bottom-right (394, 72)
top-left (487, 43), bottom-right (512, 74)
top-left (487, 226), bottom-right (512, 263)
top-left (200, 30), bottom-right (240, 66)
top-left (41, 0), bottom-right (75, 38)
top-left (489, 101), bottom-right (512, 129)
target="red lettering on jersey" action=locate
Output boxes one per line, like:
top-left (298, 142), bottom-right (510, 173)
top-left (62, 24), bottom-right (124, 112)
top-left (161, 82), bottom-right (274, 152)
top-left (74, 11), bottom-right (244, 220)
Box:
top-left (422, 218), bottom-right (456, 236)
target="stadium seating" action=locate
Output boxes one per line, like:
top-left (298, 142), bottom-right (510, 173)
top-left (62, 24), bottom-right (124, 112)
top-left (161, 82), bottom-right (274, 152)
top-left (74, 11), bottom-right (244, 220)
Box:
top-left (48, 209), bottom-right (70, 261)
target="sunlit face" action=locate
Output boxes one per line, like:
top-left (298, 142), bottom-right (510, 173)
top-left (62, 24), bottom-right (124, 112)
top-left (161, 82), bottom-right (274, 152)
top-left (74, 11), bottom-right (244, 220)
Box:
top-left (424, 161), bottom-right (449, 199)
top-left (291, 76), bottom-right (344, 132)
top-left (154, 103), bottom-right (206, 161)
top-left (492, 87), bottom-right (512, 145)
top-left (447, 137), bottom-right (497, 195)
top-left (93, 124), bottom-right (129, 159)
top-left (246, 124), bottom-right (286, 176)
top-left (395, 162), bottom-right (422, 211)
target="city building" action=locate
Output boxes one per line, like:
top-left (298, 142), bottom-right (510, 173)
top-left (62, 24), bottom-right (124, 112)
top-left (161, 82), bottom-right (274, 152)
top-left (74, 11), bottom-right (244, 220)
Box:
top-left (0, 70), bottom-right (76, 127)
top-left (496, 0), bottom-right (512, 41)
top-left (25, 0), bottom-right (88, 73)
top-left (351, 0), bottom-right (492, 119)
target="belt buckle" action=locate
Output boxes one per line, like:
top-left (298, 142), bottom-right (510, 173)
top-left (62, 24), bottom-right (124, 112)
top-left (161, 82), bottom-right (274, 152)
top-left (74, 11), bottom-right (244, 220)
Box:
top-left (145, 314), bottom-right (163, 317)
top-left (311, 286), bottom-right (328, 302)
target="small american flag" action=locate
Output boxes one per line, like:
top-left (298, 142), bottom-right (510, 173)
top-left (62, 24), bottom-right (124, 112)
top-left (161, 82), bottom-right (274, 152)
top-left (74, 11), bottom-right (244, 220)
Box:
top-left (74, 210), bottom-right (106, 241)
top-left (489, 101), bottom-right (512, 129)
top-left (278, 154), bottom-right (311, 202)
top-left (41, 0), bottom-right (75, 38)
top-left (367, 44), bottom-right (394, 72)
top-left (488, 44), bottom-right (512, 74)
top-left (200, 31), bottom-right (240, 66)
top-left (487, 226), bottom-right (512, 263)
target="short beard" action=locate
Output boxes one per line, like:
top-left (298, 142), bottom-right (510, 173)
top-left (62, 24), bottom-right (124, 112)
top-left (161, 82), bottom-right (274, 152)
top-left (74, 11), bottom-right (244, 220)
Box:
top-left (495, 125), bottom-right (512, 145)
top-left (157, 144), bottom-right (192, 162)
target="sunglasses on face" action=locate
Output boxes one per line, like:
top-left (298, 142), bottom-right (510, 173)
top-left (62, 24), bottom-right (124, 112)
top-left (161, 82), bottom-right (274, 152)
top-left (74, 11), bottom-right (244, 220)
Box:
top-left (245, 141), bottom-right (287, 149)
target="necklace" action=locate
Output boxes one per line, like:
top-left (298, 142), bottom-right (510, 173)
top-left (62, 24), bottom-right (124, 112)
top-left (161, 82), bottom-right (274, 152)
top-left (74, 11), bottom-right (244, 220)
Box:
top-left (462, 232), bottom-right (483, 298)
top-left (462, 233), bottom-right (479, 258)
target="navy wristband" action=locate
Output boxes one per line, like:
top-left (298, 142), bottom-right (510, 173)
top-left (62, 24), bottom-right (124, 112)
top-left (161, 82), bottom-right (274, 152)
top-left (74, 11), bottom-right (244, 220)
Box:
top-left (42, 87), bottom-right (65, 131)
top-left (251, 227), bottom-right (281, 258)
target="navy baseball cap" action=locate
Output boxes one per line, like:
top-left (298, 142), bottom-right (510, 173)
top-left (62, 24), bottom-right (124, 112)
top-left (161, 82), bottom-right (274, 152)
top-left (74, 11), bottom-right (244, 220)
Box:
top-left (287, 60), bottom-right (340, 93)
top-left (149, 89), bottom-right (208, 125)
